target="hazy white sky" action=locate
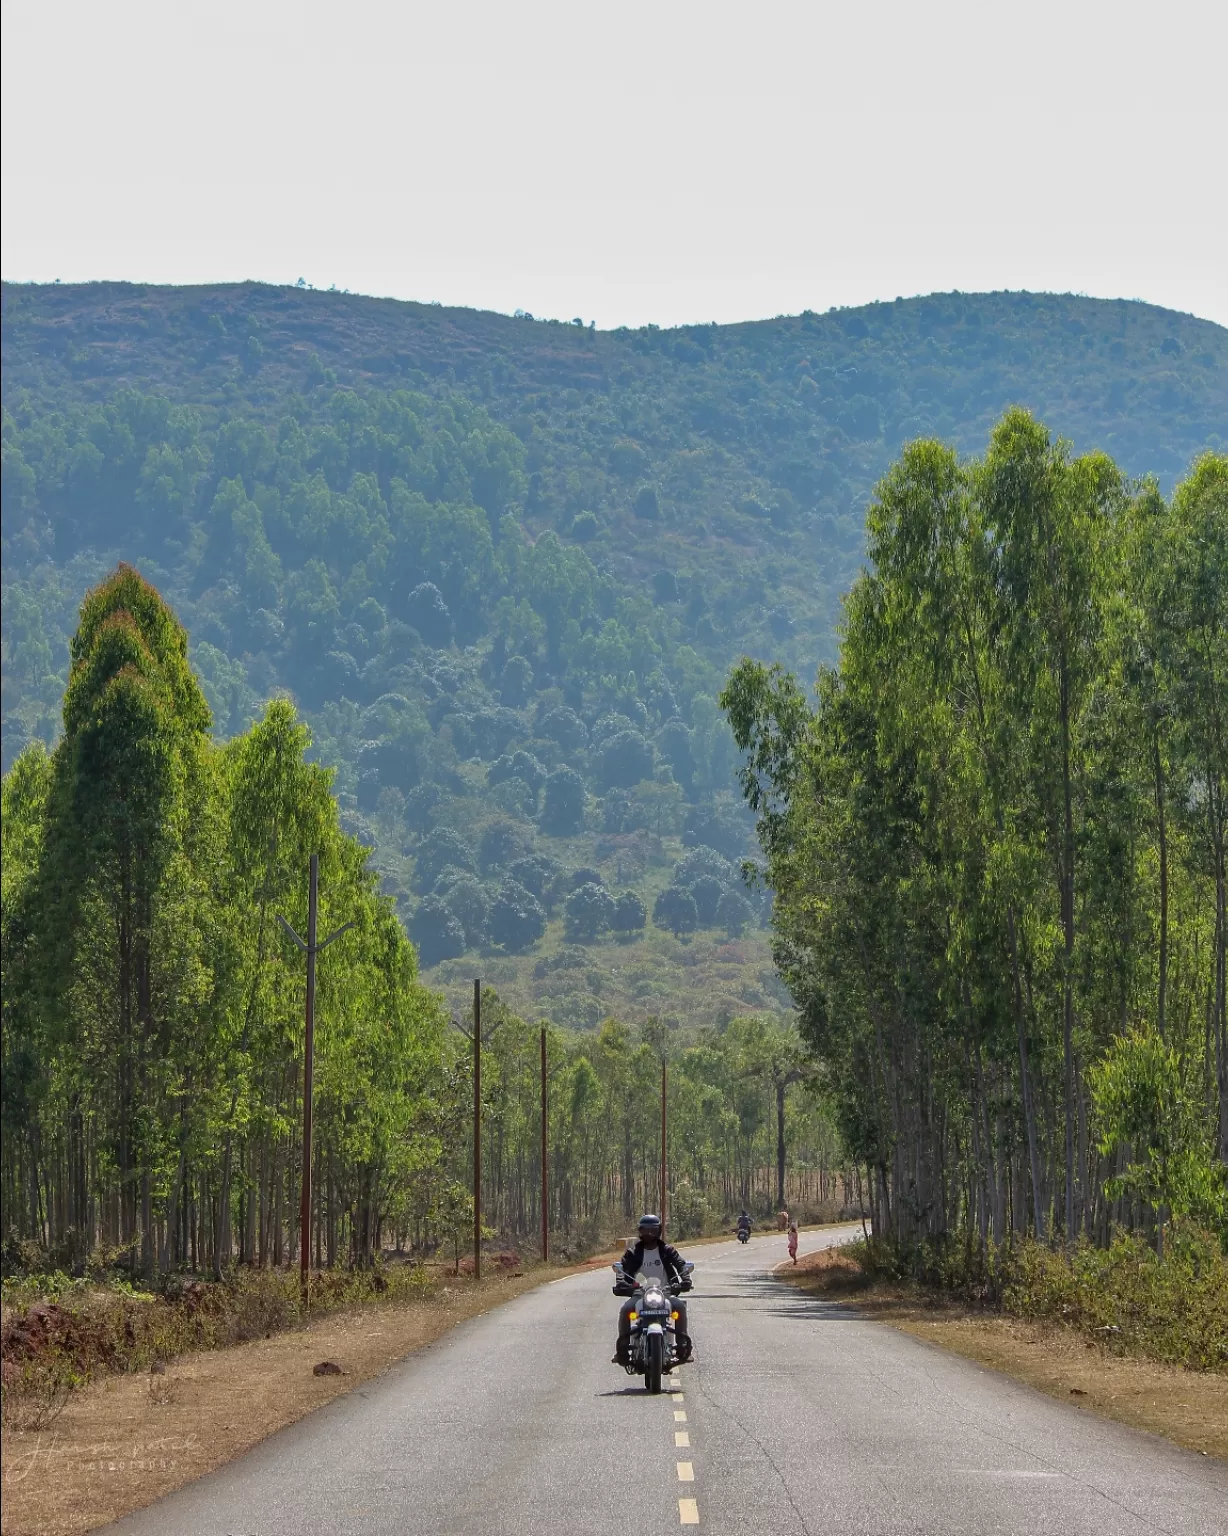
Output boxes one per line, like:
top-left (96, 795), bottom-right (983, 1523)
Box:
top-left (3, 0), bottom-right (1226, 328)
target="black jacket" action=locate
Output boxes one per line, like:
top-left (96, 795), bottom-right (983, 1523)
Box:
top-left (619, 1238), bottom-right (688, 1285)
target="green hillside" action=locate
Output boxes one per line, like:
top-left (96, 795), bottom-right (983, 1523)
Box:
top-left (3, 282), bottom-right (1225, 1024)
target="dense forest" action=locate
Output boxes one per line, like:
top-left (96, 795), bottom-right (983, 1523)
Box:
top-left (4, 282), bottom-right (1225, 1028)
top-left (725, 415), bottom-right (1227, 1253)
top-left (0, 570), bottom-right (842, 1274)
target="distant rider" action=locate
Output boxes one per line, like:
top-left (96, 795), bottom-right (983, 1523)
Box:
top-left (736, 1209), bottom-right (752, 1239)
top-left (613, 1213), bottom-right (692, 1366)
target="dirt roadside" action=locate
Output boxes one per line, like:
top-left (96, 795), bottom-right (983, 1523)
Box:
top-left (780, 1246), bottom-right (1228, 1460)
top-left (0, 1265), bottom-right (566, 1536)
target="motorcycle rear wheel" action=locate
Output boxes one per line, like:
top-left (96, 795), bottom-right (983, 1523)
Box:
top-left (645, 1332), bottom-right (664, 1394)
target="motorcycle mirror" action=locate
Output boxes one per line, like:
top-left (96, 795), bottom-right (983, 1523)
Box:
top-left (683, 1261), bottom-right (695, 1273)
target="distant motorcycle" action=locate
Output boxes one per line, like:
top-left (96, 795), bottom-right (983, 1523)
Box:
top-left (736, 1218), bottom-right (751, 1244)
top-left (612, 1261), bottom-right (695, 1393)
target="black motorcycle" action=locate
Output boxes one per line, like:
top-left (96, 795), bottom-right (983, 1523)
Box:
top-left (612, 1261), bottom-right (694, 1393)
top-left (736, 1221), bottom-right (751, 1243)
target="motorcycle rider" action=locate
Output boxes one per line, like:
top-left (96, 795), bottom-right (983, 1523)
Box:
top-left (613, 1213), bottom-right (692, 1366)
top-left (736, 1208), bottom-right (752, 1240)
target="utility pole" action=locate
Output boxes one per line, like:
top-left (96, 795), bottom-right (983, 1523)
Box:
top-left (453, 980), bottom-right (500, 1281)
top-left (660, 1056), bottom-right (668, 1226)
top-left (277, 854), bottom-right (356, 1310)
top-left (540, 1025), bottom-right (549, 1263)
top-left (473, 979), bottom-right (482, 1280)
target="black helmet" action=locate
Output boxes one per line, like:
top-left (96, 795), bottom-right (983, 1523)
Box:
top-left (638, 1213), bottom-right (662, 1239)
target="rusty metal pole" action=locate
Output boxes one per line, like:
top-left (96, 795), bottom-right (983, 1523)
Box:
top-left (300, 854), bottom-right (319, 1310)
top-left (540, 1025), bottom-right (549, 1263)
top-left (660, 1056), bottom-right (668, 1228)
top-left (473, 978), bottom-right (482, 1282)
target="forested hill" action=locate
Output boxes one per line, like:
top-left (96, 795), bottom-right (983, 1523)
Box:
top-left (3, 282), bottom-right (1226, 1026)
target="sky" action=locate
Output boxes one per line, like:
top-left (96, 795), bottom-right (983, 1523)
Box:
top-left (2, 0), bottom-right (1226, 330)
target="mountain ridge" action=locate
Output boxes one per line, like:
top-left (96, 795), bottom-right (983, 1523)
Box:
top-left (3, 282), bottom-right (1224, 1027)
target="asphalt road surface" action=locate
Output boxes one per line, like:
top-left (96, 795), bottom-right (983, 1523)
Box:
top-left (109, 1226), bottom-right (1227, 1535)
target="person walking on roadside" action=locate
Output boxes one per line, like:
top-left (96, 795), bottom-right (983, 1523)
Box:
top-left (787, 1216), bottom-right (799, 1264)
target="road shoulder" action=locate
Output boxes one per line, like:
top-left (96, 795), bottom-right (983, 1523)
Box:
top-left (1, 1268), bottom-right (547, 1536)
top-left (780, 1247), bottom-right (1228, 1461)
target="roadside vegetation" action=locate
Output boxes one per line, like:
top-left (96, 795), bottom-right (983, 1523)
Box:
top-left (810, 1223), bottom-right (1227, 1370)
top-left (1, 570), bottom-right (843, 1429)
top-left (727, 414), bottom-right (1227, 1372)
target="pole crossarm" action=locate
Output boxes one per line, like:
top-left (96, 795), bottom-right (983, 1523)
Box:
top-left (277, 913), bottom-right (356, 954)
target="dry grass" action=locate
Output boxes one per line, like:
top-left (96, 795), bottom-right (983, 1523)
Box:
top-left (783, 1246), bottom-right (1228, 1460)
top-left (0, 1267), bottom-right (548, 1536)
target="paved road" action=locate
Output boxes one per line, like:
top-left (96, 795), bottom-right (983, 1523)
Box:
top-left (110, 1226), bottom-right (1226, 1535)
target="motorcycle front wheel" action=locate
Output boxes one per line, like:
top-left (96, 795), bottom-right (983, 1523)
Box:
top-left (645, 1332), bottom-right (664, 1394)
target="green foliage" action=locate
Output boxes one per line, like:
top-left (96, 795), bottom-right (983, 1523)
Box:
top-left (725, 413), bottom-right (1227, 1260)
top-left (1002, 1225), bottom-right (1228, 1369)
top-left (2, 570), bottom-right (445, 1279)
top-left (1091, 1030), bottom-right (1227, 1236)
top-left (5, 284), bottom-right (1223, 1026)
top-left (845, 1223), bottom-right (1228, 1369)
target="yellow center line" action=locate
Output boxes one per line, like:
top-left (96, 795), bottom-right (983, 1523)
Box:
top-left (674, 1409), bottom-right (688, 1422)
top-left (675, 1430), bottom-right (690, 1448)
top-left (679, 1496), bottom-right (700, 1525)
top-left (677, 1461), bottom-right (695, 1482)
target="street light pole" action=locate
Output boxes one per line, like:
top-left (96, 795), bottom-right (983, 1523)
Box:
top-left (277, 854), bottom-right (356, 1310)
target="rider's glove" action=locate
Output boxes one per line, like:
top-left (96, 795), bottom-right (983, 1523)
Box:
top-left (680, 1279), bottom-right (693, 1292)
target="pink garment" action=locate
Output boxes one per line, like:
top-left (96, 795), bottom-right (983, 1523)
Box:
top-left (787, 1226), bottom-right (798, 1263)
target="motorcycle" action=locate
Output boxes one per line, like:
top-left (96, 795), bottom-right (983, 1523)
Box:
top-left (736, 1220), bottom-right (751, 1244)
top-left (612, 1260), bottom-right (695, 1393)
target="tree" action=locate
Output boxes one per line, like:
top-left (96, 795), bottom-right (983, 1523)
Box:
top-left (441, 875), bottom-right (489, 947)
top-left (612, 891), bottom-right (648, 935)
top-left (596, 730), bottom-right (655, 791)
top-left (633, 485), bottom-right (660, 520)
top-left (479, 819), bottom-right (529, 873)
top-left (654, 886), bottom-right (698, 937)
top-left (1091, 1028), bottom-right (1226, 1247)
top-left (407, 582), bottom-right (452, 647)
top-left (499, 654), bottom-right (534, 706)
top-left (715, 888), bottom-right (753, 937)
top-left (564, 883), bottom-right (617, 942)
top-left (541, 767), bottom-right (585, 834)
top-left (410, 896), bottom-right (467, 967)
top-left (688, 874), bottom-right (725, 927)
top-left (489, 878), bottom-right (546, 952)
top-left (413, 828), bottom-right (477, 893)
